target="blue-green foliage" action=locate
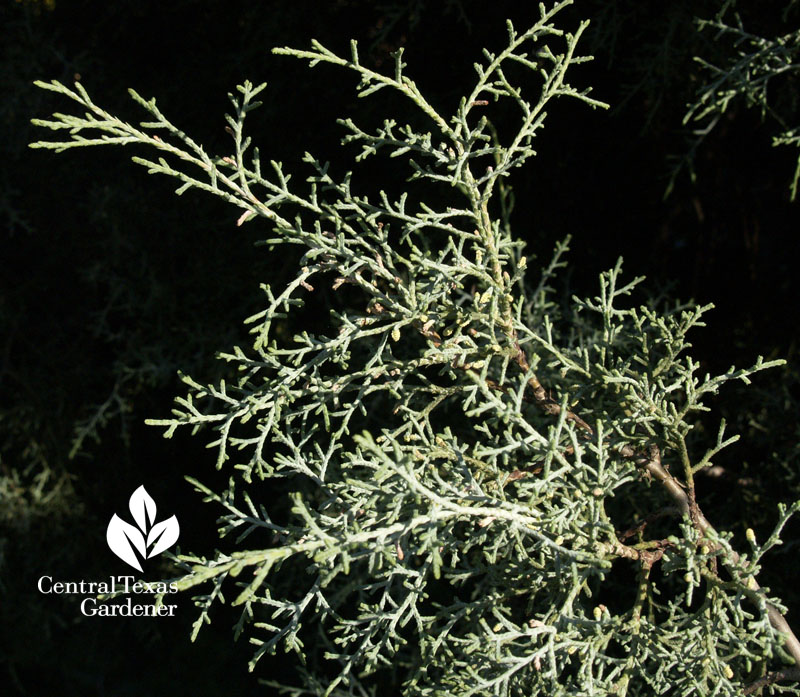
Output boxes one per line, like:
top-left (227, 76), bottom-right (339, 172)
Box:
top-left (30, 2), bottom-right (800, 694)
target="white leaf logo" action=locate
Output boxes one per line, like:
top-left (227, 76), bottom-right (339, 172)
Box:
top-left (129, 485), bottom-right (156, 531)
top-left (147, 516), bottom-right (180, 558)
top-left (107, 485), bottom-right (180, 571)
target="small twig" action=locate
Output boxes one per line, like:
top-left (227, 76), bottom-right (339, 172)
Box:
top-left (618, 506), bottom-right (681, 542)
top-left (743, 667), bottom-right (800, 695)
top-left (512, 341), bottom-right (594, 435)
top-left (627, 443), bottom-right (800, 675)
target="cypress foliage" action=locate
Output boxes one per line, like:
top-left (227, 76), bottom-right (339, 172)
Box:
top-left (30, 2), bottom-right (800, 694)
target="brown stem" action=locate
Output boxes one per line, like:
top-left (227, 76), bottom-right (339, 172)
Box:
top-left (743, 667), bottom-right (800, 695)
top-left (629, 443), bottom-right (800, 675)
top-left (512, 341), bottom-right (594, 435)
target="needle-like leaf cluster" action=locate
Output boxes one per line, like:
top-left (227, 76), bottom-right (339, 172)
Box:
top-left (30, 2), bottom-right (799, 695)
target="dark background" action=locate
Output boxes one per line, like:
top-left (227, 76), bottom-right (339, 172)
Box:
top-left (2, 1), bottom-right (799, 694)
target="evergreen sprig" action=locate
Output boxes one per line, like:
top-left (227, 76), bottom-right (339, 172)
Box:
top-left (31, 2), bottom-right (799, 694)
top-left (679, 7), bottom-right (800, 199)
